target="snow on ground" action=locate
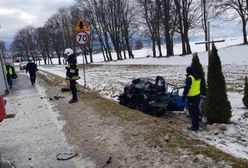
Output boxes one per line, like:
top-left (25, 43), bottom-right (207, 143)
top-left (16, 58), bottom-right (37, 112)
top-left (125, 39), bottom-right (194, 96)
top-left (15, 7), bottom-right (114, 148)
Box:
top-left (197, 92), bottom-right (248, 160)
top-left (38, 35), bottom-right (248, 160)
top-left (78, 36), bottom-right (248, 65)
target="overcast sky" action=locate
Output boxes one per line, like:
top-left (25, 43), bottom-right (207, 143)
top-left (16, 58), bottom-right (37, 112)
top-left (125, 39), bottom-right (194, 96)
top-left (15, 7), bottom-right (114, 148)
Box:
top-left (0, 0), bottom-right (74, 45)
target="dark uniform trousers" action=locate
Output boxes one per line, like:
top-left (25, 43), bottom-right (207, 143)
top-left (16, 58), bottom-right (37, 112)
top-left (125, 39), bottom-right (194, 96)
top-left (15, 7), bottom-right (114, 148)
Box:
top-left (29, 72), bottom-right (36, 84)
top-left (187, 95), bottom-right (200, 130)
top-left (70, 80), bottom-right (77, 100)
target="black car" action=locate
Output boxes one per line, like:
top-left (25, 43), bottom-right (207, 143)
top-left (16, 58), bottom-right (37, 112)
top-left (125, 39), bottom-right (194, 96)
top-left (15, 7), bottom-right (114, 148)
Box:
top-left (118, 76), bottom-right (186, 116)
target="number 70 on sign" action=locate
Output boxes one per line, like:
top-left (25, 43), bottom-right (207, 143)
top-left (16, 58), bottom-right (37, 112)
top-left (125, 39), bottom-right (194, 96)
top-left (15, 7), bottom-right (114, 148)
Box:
top-left (75, 31), bottom-right (90, 45)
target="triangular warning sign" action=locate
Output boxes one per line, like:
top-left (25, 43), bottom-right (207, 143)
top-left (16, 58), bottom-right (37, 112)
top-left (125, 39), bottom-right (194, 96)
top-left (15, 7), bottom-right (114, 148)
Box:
top-left (75, 19), bottom-right (89, 32)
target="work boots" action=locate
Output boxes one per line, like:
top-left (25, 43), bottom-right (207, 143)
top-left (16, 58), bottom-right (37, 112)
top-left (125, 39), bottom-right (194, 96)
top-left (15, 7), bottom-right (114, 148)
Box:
top-left (69, 98), bottom-right (78, 104)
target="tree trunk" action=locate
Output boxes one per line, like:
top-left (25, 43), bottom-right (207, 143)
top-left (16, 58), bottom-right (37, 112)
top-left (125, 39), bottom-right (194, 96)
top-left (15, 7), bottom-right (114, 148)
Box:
top-left (241, 17), bottom-right (248, 44)
top-left (202, 0), bottom-right (208, 51)
top-left (165, 32), bottom-right (174, 56)
top-left (156, 34), bottom-right (163, 57)
top-left (121, 35), bottom-right (127, 59)
top-left (185, 33), bottom-right (192, 54)
top-left (204, 29), bottom-right (208, 51)
top-left (88, 45), bottom-right (93, 63)
top-left (180, 32), bottom-right (187, 55)
top-left (162, 0), bottom-right (174, 57)
top-left (104, 32), bottom-right (112, 61)
top-left (124, 33), bottom-right (134, 59)
top-left (152, 36), bottom-right (156, 57)
top-left (48, 53), bottom-right (53, 65)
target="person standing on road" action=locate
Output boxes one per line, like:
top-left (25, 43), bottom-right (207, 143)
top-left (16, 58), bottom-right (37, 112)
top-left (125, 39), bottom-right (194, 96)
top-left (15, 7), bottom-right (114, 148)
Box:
top-left (26, 60), bottom-right (38, 85)
top-left (64, 48), bottom-right (80, 104)
top-left (4, 63), bottom-right (13, 89)
top-left (183, 67), bottom-right (201, 131)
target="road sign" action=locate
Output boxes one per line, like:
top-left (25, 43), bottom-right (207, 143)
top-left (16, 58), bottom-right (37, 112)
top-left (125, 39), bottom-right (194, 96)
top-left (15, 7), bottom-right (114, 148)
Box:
top-left (75, 31), bottom-right (90, 45)
top-left (75, 19), bottom-right (89, 32)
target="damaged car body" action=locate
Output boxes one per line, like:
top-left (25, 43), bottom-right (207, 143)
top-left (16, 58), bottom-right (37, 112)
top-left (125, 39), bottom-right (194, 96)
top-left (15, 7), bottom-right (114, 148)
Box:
top-left (118, 76), bottom-right (186, 116)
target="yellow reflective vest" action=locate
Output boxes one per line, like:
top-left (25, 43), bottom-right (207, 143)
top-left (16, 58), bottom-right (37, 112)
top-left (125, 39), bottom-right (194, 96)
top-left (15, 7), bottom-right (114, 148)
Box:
top-left (66, 63), bottom-right (80, 80)
top-left (187, 75), bottom-right (201, 97)
top-left (4, 65), bottom-right (13, 76)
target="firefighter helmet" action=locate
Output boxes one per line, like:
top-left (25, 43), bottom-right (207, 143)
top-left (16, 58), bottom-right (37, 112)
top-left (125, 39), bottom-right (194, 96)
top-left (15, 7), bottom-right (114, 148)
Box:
top-left (64, 48), bottom-right (74, 60)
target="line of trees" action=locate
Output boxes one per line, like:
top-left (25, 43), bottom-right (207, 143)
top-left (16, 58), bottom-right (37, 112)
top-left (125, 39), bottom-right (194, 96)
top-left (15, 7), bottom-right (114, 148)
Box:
top-left (9, 0), bottom-right (248, 64)
top-left (0, 41), bottom-right (6, 58)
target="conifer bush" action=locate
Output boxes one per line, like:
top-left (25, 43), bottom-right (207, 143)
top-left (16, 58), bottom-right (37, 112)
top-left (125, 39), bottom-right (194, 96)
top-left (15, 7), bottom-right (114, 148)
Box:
top-left (243, 76), bottom-right (248, 108)
top-left (205, 44), bottom-right (232, 124)
top-left (191, 52), bottom-right (207, 96)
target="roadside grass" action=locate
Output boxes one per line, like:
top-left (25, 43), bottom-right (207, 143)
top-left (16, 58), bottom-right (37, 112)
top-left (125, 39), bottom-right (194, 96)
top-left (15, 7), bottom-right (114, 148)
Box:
top-left (184, 144), bottom-right (248, 168)
top-left (38, 71), bottom-right (248, 167)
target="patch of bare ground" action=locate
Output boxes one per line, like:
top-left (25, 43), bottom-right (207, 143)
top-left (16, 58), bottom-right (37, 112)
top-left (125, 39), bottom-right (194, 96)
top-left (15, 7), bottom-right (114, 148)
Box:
top-left (38, 71), bottom-right (248, 168)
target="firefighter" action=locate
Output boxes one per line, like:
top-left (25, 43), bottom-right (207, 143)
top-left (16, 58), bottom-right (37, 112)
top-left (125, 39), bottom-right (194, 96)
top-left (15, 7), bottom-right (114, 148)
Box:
top-left (64, 48), bottom-right (80, 104)
top-left (183, 67), bottom-right (201, 131)
top-left (4, 63), bottom-right (13, 89)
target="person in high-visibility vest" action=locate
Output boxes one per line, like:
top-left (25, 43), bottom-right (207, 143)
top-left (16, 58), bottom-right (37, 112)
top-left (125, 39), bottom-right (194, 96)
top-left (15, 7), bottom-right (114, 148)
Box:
top-left (64, 48), bottom-right (80, 104)
top-left (183, 67), bottom-right (201, 131)
top-left (4, 64), bottom-right (13, 89)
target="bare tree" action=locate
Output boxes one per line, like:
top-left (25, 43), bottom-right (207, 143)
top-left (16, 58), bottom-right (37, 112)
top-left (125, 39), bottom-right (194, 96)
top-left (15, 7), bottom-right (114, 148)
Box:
top-left (214, 0), bottom-right (248, 44)
top-left (200, 0), bottom-right (218, 51)
top-left (76, 0), bottom-right (113, 62)
top-left (0, 41), bottom-right (6, 58)
top-left (155, 0), bottom-right (163, 57)
top-left (36, 27), bottom-right (52, 65)
top-left (138, 0), bottom-right (160, 57)
top-left (95, 0), bottom-right (113, 61)
top-left (201, 0), bottom-right (208, 51)
top-left (75, 0), bottom-right (137, 62)
top-left (10, 26), bottom-right (37, 61)
top-left (103, 0), bottom-right (123, 60)
top-left (120, 0), bottom-right (137, 59)
top-left (174, 0), bottom-right (201, 55)
top-left (161, 0), bottom-right (176, 56)
top-left (45, 13), bottom-right (65, 64)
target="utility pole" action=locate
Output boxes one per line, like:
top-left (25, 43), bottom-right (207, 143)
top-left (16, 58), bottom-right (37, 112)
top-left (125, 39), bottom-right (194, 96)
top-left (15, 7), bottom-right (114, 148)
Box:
top-left (195, 22), bottom-right (225, 64)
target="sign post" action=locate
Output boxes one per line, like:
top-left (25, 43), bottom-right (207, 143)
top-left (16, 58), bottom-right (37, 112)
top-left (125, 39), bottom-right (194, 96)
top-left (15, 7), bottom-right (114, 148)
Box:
top-left (75, 19), bottom-right (90, 88)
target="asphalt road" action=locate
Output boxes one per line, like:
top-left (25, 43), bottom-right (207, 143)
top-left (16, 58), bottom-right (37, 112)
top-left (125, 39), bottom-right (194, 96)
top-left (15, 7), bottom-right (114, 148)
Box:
top-left (0, 70), bottom-right (79, 168)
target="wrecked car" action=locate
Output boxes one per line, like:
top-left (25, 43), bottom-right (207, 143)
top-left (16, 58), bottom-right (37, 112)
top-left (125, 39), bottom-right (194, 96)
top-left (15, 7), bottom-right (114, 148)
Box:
top-left (118, 76), bottom-right (186, 116)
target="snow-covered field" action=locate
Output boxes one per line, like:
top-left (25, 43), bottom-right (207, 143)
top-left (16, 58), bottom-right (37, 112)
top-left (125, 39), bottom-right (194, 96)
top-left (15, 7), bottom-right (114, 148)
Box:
top-left (39, 36), bottom-right (248, 160)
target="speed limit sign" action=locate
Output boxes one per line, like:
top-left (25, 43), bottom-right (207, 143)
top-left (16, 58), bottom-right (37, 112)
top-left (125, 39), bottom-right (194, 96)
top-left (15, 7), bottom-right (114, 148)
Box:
top-left (75, 31), bottom-right (90, 45)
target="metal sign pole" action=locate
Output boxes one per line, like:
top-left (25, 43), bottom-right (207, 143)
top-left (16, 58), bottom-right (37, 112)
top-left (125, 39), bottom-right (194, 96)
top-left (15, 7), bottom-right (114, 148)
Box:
top-left (82, 47), bottom-right (86, 88)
